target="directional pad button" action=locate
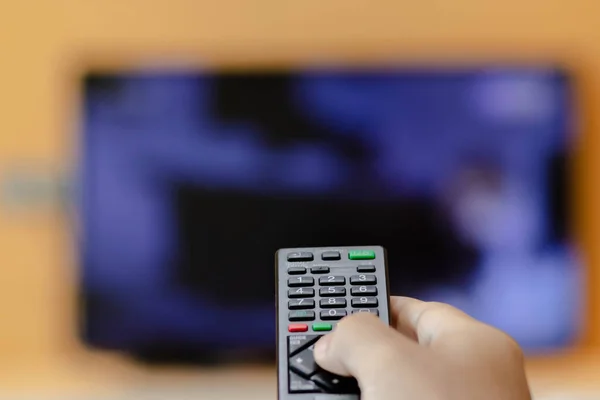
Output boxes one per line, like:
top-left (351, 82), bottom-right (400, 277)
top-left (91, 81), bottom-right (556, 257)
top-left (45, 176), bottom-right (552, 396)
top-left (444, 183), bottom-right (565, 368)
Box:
top-left (289, 342), bottom-right (318, 377)
top-left (311, 369), bottom-right (359, 393)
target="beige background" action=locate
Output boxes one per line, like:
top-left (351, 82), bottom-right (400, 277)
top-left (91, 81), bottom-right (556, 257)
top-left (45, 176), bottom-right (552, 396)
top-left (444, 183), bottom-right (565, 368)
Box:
top-left (1, 0), bottom-right (599, 396)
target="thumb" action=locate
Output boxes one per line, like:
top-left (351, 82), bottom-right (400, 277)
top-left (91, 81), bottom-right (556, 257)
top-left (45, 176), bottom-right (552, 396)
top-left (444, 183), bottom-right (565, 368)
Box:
top-left (313, 313), bottom-right (420, 383)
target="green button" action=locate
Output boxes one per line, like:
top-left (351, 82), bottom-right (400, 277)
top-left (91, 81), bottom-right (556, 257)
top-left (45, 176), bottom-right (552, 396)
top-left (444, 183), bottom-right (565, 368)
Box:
top-left (348, 250), bottom-right (375, 260)
top-left (312, 323), bottom-right (332, 331)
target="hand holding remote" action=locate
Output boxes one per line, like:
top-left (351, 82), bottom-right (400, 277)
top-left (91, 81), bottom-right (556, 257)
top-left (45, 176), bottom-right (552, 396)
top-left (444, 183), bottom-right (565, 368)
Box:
top-left (314, 296), bottom-right (532, 400)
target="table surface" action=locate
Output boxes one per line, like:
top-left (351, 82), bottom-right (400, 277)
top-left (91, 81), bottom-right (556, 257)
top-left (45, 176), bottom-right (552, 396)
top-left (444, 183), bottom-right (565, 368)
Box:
top-left (1, 349), bottom-right (600, 399)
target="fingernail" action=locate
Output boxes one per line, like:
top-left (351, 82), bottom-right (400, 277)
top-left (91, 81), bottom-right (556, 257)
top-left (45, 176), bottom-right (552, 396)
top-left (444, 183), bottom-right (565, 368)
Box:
top-left (314, 335), bottom-right (331, 359)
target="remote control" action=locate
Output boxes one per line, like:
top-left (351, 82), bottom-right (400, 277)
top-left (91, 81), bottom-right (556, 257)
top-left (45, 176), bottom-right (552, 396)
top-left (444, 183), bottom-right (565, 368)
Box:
top-left (276, 246), bottom-right (391, 400)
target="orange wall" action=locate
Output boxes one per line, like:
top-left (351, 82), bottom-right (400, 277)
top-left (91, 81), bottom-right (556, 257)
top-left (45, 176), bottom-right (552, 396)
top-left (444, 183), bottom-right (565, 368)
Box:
top-left (0, 0), bottom-right (599, 370)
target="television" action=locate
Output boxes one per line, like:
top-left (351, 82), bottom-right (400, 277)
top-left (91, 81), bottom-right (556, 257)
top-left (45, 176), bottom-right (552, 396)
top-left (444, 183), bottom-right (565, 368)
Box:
top-left (78, 66), bottom-right (583, 363)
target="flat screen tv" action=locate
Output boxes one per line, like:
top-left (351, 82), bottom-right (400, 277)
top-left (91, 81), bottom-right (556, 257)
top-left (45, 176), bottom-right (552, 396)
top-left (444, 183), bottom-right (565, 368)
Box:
top-left (78, 66), bottom-right (583, 363)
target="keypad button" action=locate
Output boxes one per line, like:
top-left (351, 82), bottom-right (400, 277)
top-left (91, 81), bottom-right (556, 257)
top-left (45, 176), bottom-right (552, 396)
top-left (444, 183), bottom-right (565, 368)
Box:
top-left (350, 286), bottom-right (378, 296)
top-left (289, 299), bottom-right (315, 310)
top-left (287, 252), bottom-right (314, 262)
top-left (351, 297), bottom-right (378, 308)
top-left (311, 370), bottom-right (359, 393)
top-left (319, 275), bottom-right (345, 286)
top-left (310, 266), bottom-right (330, 274)
top-left (288, 288), bottom-right (315, 298)
top-left (321, 251), bottom-right (341, 261)
top-left (350, 274), bottom-right (377, 285)
top-left (357, 265), bottom-right (376, 272)
top-left (288, 267), bottom-right (307, 275)
top-left (288, 324), bottom-right (309, 333)
top-left (352, 309), bottom-right (379, 316)
top-left (290, 371), bottom-right (320, 393)
top-left (288, 334), bottom-right (319, 356)
top-left (319, 287), bottom-right (346, 297)
top-left (289, 310), bottom-right (316, 321)
top-left (320, 298), bottom-right (347, 308)
top-left (320, 309), bottom-right (347, 320)
top-left (289, 343), bottom-right (318, 377)
top-left (288, 276), bottom-right (315, 287)
top-left (348, 250), bottom-right (375, 260)
top-left (312, 323), bottom-right (332, 332)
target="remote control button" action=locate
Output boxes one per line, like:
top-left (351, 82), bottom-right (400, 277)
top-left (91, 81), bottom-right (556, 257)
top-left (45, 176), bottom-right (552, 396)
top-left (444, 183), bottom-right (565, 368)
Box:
top-left (320, 298), bottom-right (347, 308)
top-left (319, 275), bottom-right (345, 286)
top-left (289, 310), bottom-right (316, 321)
top-left (289, 371), bottom-right (320, 393)
top-left (351, 286), bottom-right (378, 296)
top-left (319, 287), bottom-right (346, 297)
top-left (311, 370), bottom-right (359, 393)
top-left (288, 252), bottom-right (314, 262)
top-left (320, 309), bottom-right (347, 320)
top-left (321, 251), bottom-right (341, 261)
top-left (310, 266), bottom-right (330, 274)
top-left (312, 323), bottom-right (332, 332)
top-left (288, 334), bottom-right (319, 356)
top-left (351, 297), bottom-right (378, 307)
top-left (352, 309), bottom-right (379, 316)
top-left (348, 250), bottom-right (375, 260)
top-left (357, 264), bottom-right (376, 272)
top-left (288, 276), bottom-right (315, 287)
top-left (289, 299), bottom-right (315, 309)
top-left (287, 267), bottom-right (307, 275)
top-left (288, 288), bottom-right (315, 298)
top-left (288, 324), bottom-right (309, 333)
top-left (289, 343), bottom-right (318, 377)
top-left (350, 274), bottom-right (377, 285)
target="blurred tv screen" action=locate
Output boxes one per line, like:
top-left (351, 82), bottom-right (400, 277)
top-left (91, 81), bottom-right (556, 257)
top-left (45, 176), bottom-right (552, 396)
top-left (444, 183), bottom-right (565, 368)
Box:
top-left (78, 66), bottom-right (583, 362)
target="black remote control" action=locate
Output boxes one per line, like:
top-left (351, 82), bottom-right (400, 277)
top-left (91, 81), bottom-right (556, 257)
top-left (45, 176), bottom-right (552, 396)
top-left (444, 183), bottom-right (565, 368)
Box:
top-left (276, 246), bottom-right (391, 400)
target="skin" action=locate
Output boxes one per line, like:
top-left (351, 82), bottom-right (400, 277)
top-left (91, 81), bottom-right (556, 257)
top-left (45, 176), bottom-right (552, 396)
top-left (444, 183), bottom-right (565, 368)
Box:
top-left (313, 296), bottom-right (532, 400)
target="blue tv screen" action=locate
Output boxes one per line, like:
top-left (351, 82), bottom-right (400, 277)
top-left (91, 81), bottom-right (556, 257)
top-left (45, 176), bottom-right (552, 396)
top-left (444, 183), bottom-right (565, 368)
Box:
top-left (78, 66), bottom-right (583, 362)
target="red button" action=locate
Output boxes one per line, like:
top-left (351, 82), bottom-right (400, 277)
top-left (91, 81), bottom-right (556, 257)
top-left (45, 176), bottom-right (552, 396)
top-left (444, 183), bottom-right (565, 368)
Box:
top-left (288, 324), bottom-right (308, 332)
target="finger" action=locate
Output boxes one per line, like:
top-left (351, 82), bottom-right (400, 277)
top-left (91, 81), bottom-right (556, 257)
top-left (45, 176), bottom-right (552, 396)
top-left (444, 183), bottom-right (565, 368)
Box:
top-left (390, 296), bottom-right (475, 346)
top-left (313, 312), bottom-right (420, 382)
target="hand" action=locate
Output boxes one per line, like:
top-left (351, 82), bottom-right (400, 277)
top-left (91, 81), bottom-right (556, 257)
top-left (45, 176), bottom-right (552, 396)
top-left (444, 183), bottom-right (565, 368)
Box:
top-left (313, 296), bottom-right (532, 400)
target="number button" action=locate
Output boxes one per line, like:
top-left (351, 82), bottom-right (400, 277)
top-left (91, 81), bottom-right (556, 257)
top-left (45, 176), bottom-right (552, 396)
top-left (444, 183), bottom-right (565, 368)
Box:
top-left (319, 298), bottom-right (347, 308)
top-left (320, 309), bottom-right (347, 320)
top-left (289, 310), bottom-right (316, 321)
top-left (319, 287), bottom-right (346, 297)
top-left (288, 276), bottom-right (315, 287)
top-left (319, 275), bottom-right (345, 286)
top-left (350, 274), bottom-right (376, 285)
top-left (289, 299), bottom-right (315, 310)
top-left (288, 288), bottom-right (315, 298)
top-left (350, 286), bottom-right (378, 296)
top-left (351, 297), bottom-right (378, 307)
